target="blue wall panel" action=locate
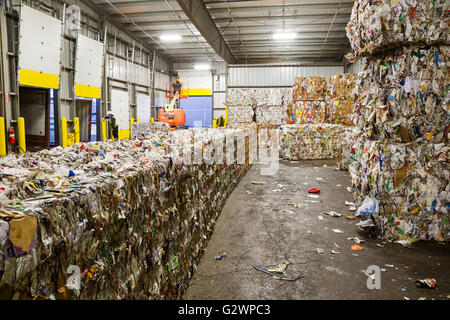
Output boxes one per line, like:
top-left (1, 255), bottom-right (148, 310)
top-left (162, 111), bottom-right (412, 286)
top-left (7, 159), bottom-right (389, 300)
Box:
top-left (180, 96), bottom-right (212, 128)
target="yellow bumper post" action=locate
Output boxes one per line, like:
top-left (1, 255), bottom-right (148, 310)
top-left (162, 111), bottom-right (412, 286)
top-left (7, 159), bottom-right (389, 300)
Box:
top-left (74, 117), bottom-right (80, 144)
top-left (225, 106), bottom-right (228, 127)
top-left (151, 117), bottom-right (154, 123)
top-left (0, 117), bottom-right (6, 157)
top-left (136, 118), bottom-right (140, 123)
top-left (102, 118), bottom-right (107, 141)
top-left (212, 119), bottom-right (217, 128)
top-left (130, 118), bottom-right (134, 139)
top-left (17, 117), bottom-right (26, 154)
top-left (61, 117), bottom-right (68, 148)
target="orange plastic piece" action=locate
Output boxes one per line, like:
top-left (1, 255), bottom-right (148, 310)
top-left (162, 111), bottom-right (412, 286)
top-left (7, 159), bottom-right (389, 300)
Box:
top-left (351, 245), bottom-right (363, 251)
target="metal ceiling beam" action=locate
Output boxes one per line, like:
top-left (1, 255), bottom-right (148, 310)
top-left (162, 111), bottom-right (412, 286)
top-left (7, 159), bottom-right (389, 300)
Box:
top-left (175, 0), bottom-right (238, 63)
top-left (207, 2), bottom-right (353, 13)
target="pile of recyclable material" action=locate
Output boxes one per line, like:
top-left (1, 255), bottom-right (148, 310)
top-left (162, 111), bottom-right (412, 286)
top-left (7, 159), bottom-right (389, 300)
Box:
top-left (352, 45), bottom-right (449, 142)
top-left (0, 124), bottom-right (249, 299)
top-left (279, 124), bottom-right (352, 160)
top-left (346, 0), bottom-right (449, 241)
top-left (227, 106), bottom-right (254, 124)
top-left (293, 100), bottom-right (327, 124)
top-left (293, 77), bottom-right (328, 101)
top-left (345, 0), bottom-right (449, 59)
top-left (348, 139), bottom-right (449, 241)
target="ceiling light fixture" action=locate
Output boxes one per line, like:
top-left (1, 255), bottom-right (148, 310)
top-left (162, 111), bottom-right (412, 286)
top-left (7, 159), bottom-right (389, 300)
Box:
top-left (160, 34), bottom-right (182, 42)
top-left (194, 64), bottom-right (211, 70)
top-left (272, 32), bottom-right (296, 40)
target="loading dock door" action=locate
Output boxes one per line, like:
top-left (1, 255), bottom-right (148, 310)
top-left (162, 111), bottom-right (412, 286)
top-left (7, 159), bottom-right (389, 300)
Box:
top-left (110, 89), bottom-right (130, 139)
top-left (19, 87), bottom-right (50, 152)
top-left (136, 93), bottom-right (151, 123)
top-left (76, 100), bottom-right (92, 142)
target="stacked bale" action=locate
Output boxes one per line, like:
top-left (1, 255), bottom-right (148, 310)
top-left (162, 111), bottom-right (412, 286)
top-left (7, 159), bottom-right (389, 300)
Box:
top-left (346, 0), bottom-right (449, 241)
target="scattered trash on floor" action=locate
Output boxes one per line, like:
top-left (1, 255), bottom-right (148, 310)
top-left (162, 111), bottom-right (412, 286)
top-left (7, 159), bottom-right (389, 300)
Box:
top-left (318, 216), bottom-right (324, 221)
top-left (348, 237), bottom-right (364, 244)
top-left (345, 215), bottom-right (356, 220)
top-left (215, 252), bottom-right (226, 260)
top-left (415, 278), bottom-right (437, 289)
top-left (401, 287), bottom-right (407, 292)
top-left (352, 253), bottom-right (359, 256)
top-left (385, 264), bottom-right (394, 268)
top-left (307, 188), bottom-right (320, 193)
top-left (351, 245), bottom-right (363, 251)
top-left (313, 248), bottom-right (324, 253)
top-left (307, 194), bottom-right (319, 198)
top-left (307, 230), bottom-right (312, 234)
top-left (324, 211), bottom-right (342, 217)
top-left (346, 187), bottom-right (352, 192)
top-left (331, 250), bottom-right (340, 254)
top-left (332, 229), bottom-right (344, 233)
top-left (418, 297), bottom-right (426, 300)
top-left (252, 264), bottom-right (304, 281)
top-left (316, 178), bottom-right (323, 181)
top-left (336, 184), bottom-right (342, 187)
top-left (381, 269), bottom-right (387, 272)
top-left (251, 181), bottom-right (266, 185)
top-left (345, 201), bottom-right (355, 206)
top-left (396, 240), bottom-right (413, 248)
top-left (246, 190), bottom-right (255, 195)
top-left (348, 206), bottom-right (357, 211)
top-left (404, 296), bottom-right (410, 300)
top-left (267, 261), bottom-right (289, 273)
top-left (355, 220), bottom-right (376, 228)
top-left (376, 243), bottom-right (384, 248)
top-left (334, 243), bottom-right (340, 248)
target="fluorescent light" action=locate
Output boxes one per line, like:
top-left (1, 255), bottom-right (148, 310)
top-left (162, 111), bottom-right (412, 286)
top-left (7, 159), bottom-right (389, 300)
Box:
top-left (272, 32), bottom-right (296, 40)
top-left (194, 64), bottom-right (211, 70)
top-left (160, 34), bottom-right (182, 42)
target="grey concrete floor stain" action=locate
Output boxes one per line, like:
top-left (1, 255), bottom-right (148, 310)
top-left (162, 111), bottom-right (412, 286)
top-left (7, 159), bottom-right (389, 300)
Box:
top-left (183, 160), bottom-right (450, 300)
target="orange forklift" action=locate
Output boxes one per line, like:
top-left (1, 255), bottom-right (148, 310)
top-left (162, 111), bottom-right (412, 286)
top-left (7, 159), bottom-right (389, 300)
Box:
top-left (158, 77), bottom-right (187, 131)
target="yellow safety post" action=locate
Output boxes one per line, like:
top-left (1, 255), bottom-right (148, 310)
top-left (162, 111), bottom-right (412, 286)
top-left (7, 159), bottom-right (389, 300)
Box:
top-left (74, 117), bottom-right (80, 143)
top-left (212, 119), bottom-right (217, 128)
top-left (151, 117), bottom-right (154, 123)
top-left (136, 118), bottom-right (140, 123)
top-left (130, 118), bottom-right (134, 139)
top-left (17, 117), bottom-right (26, 154)
top-left (61, 117), bottom-right (68, 148)
top-left (102, 118), bottom-right (107, 141)
top-left (225, 106), bottom-right (228, 127)
top-left (0, 117), bottom-right (6, 157)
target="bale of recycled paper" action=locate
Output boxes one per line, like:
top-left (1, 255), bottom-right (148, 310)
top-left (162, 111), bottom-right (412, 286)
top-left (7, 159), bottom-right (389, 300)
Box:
top-left (293, 77), bottom-right (328, 101)
top-left (349, 139), bottom-right (449, 242)
top-left (0, 127), bottom-right (250, 300)
top-left (328, 73), bottom-right (357, 100)
top-left (352, 45), bottom-right (449, 142)
top-left (346, 0), bottom-right (449, 59)
top-left (279, 124), bottom-right (351, 160)
top-left (294, 100), bottom-right (327, 124)
top-left (227, 106), bottom-right (254, 124)
top-left (255, 106), bottom-right (286, 124)
top-left (327, 99), bottom-right (354, 126)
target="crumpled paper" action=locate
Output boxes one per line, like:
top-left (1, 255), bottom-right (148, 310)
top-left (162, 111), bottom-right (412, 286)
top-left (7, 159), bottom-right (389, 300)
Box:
top-left (328, 73), bottom-right (357, 100)
top-left (346, 0), bottom-right (449, 58)
top-left (293, 77), bottom-right (328, 101)
top-left (280, 124), bottom-right (352, 160)
top-left (294, 100), bottom-right (327, 124)
top-left (0, 123), bottom-right (250, 299)
top-left (352, 45), bottom-right (449, 143)
top-left (349, 139), bottom-right (449, 241)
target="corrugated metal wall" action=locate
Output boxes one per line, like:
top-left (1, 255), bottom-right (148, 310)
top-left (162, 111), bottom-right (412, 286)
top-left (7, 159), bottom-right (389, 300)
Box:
top-left (346, 58), bottom-right (366, 74)
top-left (228, 65), bottom-right (344, 87)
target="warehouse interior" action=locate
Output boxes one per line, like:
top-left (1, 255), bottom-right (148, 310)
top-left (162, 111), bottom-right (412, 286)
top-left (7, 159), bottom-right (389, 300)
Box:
top-left (0, 0), bottom-right (448, 301)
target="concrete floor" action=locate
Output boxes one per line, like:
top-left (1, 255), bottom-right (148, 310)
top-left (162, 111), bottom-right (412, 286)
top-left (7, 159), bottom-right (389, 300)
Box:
top-left (183, 160), bottom-right (450, 300)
